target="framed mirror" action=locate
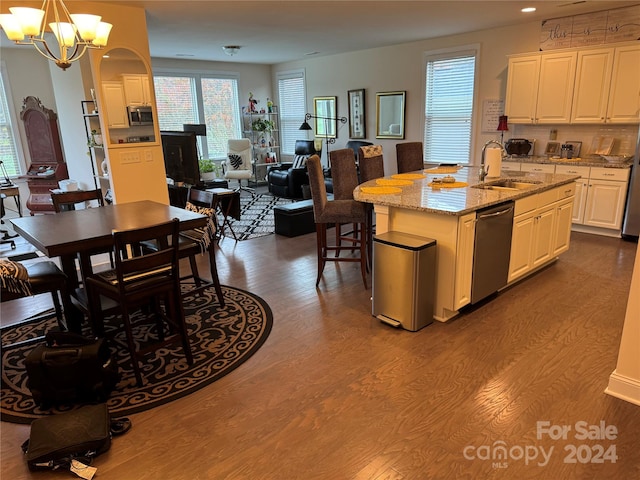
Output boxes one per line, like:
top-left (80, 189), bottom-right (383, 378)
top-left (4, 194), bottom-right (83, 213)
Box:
top-left (376, 91), bottom-right (406, 139)
top-left (314, 96), bottom-right (337, 138)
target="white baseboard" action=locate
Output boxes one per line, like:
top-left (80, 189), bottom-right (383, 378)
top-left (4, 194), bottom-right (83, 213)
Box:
top-left (605, 370), bottom-right (640, 406)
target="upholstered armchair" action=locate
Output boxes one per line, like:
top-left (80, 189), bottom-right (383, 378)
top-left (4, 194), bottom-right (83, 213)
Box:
top-left (267, 140), bottom-right (318, 198)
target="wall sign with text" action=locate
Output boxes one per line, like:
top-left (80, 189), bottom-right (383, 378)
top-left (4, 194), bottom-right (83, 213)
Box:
top-left (540, 4), bottom-right (640, 50)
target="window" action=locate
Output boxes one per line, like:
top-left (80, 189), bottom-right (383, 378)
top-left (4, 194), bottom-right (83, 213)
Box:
top-left (424, 47), bottom-right (478, 164)
top-left (0, 62), bottom-right (25, 177)
top-left (277, 70), bottom-right (306, 156)
top-left (153, 73), bottom-right (241, 160)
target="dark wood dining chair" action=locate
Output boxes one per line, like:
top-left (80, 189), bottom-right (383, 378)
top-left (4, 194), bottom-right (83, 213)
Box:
top-left (1, 259), bottom-right (80, 334)
top-left (51, 189), bottom-right (105, 212)
top-left (85, 218), bottom-right (193, 386)
top-left (179, 188), bottom-right (225, 306)
top-left (307, 155), bottom-right (369, 288)
top-left (51, 189), bottom-right (114, 274)
top-left (396, 142), bottom-right (424, 173)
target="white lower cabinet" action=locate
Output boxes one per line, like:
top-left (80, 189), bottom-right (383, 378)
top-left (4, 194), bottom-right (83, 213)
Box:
top-left (508, 185), bottom-right (575, 283)
top-left (556, 165), bottom-right (630, 231)
top-left (454, 212), bottom-right (476, 310)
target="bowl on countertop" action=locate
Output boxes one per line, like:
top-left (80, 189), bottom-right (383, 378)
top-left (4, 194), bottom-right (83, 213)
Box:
top-left (601, 155), bottom-right (632, 164)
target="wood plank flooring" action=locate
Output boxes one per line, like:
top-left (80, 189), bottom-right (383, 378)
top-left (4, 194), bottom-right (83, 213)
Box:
top-left (1, 229), bottom-right (639, 479)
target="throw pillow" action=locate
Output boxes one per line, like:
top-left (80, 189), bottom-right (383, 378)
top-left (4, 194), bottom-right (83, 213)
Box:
top-left (228, 153), bottom-right (243, 170)
top-left (292, 154), bottom-right (308, 169)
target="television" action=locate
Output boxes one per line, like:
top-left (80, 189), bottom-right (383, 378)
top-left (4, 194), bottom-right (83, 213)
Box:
top-left (160, 131), bottom-right (201, 186)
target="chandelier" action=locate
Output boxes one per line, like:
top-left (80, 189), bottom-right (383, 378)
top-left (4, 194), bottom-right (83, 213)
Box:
top-left (0, 0), bottom-right (112, 70)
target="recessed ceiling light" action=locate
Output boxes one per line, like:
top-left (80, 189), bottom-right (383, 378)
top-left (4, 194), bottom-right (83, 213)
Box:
top-left (522, 7), bottom-right (537, 13)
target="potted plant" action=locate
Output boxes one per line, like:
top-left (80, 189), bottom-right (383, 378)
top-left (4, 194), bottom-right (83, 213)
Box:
top-left (251, 118), bottom-right (275, 133)
top-left (198, 158), bottom-right (220, 181)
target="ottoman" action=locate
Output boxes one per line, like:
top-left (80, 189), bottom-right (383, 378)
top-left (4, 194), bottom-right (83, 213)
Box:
top-left (273, 200), bottom-right (316, 237)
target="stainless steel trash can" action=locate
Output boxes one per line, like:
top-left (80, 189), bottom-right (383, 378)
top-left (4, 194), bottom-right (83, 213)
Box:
top-left (372, 231), bottom-right (436, 331)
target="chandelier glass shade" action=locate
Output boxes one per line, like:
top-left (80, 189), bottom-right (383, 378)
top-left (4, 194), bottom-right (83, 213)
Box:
top-left (0, 0), bottom-right (112, 70)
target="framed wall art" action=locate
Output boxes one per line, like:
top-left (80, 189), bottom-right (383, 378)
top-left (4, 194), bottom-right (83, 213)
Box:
top-left (348, 89), bottom-right (366, 139)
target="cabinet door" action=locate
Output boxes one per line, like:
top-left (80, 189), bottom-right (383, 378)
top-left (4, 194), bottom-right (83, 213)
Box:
top-left (607, 45), bottom-right (640, 123)
top-left (531, 204), bottom-right (555, 268)
top-left (553, 198), bottom-right (574, 256)
top-left (536, 52), bottom-right (577, 124)
top-left (583, 179), bottom-right (628, 229)
top-left (102, 82), bottom-right (128, 129)
top-left (572, 179), bottom-right (588, 224)
top-left (454, 212), bottom-right (476, 310)
top-left (122, 75), bottom-right (150, 106)
top-left (501, 162), bottom-right (521, 172)
top-left (505, 55), bottom-right (540, 124)
top-left (509, 212), bottom-right (535, 282)
top-left (571, 48), bottom-right (614, 123)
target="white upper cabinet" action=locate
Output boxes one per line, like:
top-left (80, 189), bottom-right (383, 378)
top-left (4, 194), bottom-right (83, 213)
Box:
top-left (607, 45), bottom-right (640, 123)
top-left (506, 52), bottom-right (576, 124)
top-left (505, 55), bottom-right (540, 123)
top-left (507, 43), bottom-right (639, 125)
top-left (122, 74), bottom-right (152, 106)
top-left (571, 48), bottom-right (614, 123)
top-left (102, 81), bottom-right (128, 129)
top-left (536, 52), bottom-right (577, 124)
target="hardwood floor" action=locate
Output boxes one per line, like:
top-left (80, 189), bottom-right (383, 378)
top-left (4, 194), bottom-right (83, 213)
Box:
top-left (1, 229), bottom-right (639, 479)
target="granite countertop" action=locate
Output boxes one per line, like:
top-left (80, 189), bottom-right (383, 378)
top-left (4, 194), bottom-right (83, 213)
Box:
top-left (353, 166), bottom-right (580, 216)
top-left (505, 155), bottom-right (632, 169)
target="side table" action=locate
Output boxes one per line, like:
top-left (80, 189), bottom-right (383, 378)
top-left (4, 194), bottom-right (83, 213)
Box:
top-left (206, 188), bottom-right (241, 241)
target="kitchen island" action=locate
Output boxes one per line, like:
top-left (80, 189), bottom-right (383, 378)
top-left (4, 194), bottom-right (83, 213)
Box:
top-left (354, 166), bottom-right (580, 322)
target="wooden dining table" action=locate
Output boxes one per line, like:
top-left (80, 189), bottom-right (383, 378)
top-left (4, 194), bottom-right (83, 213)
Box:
top-left (10, 200), bottom-right (211, 329)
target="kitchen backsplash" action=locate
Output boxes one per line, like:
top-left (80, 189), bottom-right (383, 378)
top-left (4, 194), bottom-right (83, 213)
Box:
top-left (509, 124), bottom-right (638, 157)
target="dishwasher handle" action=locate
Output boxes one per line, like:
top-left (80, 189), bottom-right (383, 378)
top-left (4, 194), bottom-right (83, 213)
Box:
top-left (476, 205), bottom-right (514, 220)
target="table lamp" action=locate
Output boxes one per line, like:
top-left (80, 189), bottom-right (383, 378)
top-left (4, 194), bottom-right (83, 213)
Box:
top-left (497, 115), bottom-right (508, 143)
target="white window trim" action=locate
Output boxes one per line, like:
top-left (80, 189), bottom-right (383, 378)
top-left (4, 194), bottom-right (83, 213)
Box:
top-left (1, 61), bottom-right (26, 175)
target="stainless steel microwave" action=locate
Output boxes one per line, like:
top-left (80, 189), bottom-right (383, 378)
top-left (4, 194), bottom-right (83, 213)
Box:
top-left (127, 106), bottom-right (154, 126)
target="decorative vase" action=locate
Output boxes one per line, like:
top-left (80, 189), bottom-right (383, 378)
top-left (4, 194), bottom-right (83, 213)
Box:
top-left (101, 159), bottom-right (109, 176)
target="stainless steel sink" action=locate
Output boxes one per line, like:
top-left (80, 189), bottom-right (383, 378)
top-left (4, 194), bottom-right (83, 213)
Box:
top-left (471, 179), bottom-right (542, 191)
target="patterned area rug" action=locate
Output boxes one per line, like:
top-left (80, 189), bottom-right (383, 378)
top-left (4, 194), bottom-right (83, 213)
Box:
top-left (227, 193), bottom-right (294, 241)
top-left (0, 285), bottom-right (273, 424)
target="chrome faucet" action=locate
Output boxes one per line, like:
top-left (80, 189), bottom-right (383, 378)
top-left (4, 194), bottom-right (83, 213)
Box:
top-left (480, 140), bottom-right (505, 182)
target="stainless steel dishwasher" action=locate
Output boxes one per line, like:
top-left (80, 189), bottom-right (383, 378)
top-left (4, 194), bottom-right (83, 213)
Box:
top-left (471, 201), bottom-right (514, 304)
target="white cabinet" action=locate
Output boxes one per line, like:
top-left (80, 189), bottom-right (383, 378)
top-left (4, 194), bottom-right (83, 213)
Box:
top-left (506, 52), bottom-right (576, 124)
top-left (571, 48), bottom-right (614, 123)
top-left (508, 185), bottom-right (575, 283)
top-left (607, 45), bottom-right (640, 123)
top-left (507, 44), bottom-right (639, 125)
top-left (571, 45), bottom-right (640, 124)
top-left (583, 167), bottom-right (630, 230)
top-left (555, 165), bottom-right (590, 224)
top-left (505, 55), bottom-right (540, 124)
top-left (101, 81), bottom-right (128, 129)
top-left (536, 52), bottom-right (577, 124)
top-left (553, 197), bottom-right (574, 256)
top-left (453, 212), bottom-right (476, 310)
top-left (122, 75), bottom-right (151, 106)
top-left (557, 165), bottom-right (630, 231)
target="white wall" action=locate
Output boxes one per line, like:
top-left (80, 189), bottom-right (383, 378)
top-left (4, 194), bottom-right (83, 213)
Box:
top-left (273, 20), bottom-right (541, 174)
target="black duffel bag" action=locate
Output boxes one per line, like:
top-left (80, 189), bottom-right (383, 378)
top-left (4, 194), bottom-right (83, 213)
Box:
top-left (25, 331), bottom-right (119, 407)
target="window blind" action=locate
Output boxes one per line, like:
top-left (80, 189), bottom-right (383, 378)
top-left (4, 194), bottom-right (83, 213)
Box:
top-left (424, 54), bottom-right (476, 164)
top-left (277, 71), bottom-right (306, 156)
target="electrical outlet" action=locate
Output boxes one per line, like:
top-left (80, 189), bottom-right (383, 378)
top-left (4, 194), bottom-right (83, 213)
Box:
top-left (144, 150), bottom-right (153, 162)
top-left (549, 129), bottom-right (557, 140)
